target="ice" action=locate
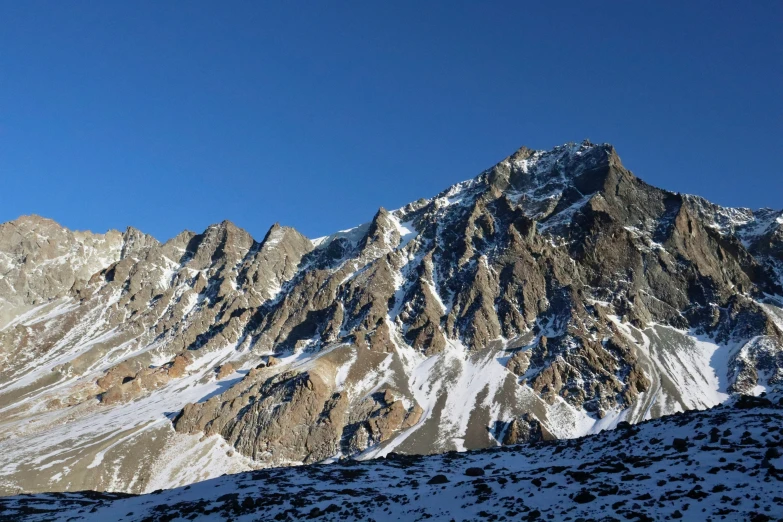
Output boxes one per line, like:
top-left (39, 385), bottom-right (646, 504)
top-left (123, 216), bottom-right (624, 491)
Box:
top-left (310, 222), bottom-right (371, 250)
top-left (387, 213), bottom-right (418, 249)
top-left (436, 341), bottom-right (511, 451)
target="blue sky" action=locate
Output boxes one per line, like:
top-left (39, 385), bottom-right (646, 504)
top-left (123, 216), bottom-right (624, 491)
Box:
top-left (1, 1), bottom-right (780, 241)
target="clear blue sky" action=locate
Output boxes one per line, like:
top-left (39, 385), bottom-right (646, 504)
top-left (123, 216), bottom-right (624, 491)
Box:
top-left (1, 1), bottom-right (780, 241)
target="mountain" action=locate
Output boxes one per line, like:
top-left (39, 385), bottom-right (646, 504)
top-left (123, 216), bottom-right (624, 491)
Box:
top-left (2, 394), bottom-right (781, 521)
top-left (0, 141), bottom-right (781, 497)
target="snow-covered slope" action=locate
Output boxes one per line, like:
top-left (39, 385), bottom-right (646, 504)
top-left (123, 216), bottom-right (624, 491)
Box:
top-left (2, 395), bottom-right (781, 521)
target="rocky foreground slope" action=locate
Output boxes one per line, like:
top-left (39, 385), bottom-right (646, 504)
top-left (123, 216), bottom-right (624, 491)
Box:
top-left (2, 394), bottom-right (781, 521)
top-left (0, 141), bottom-right (782, 495)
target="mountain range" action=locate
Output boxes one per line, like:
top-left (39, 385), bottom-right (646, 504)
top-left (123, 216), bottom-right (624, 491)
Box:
top-left (0, 141), bottom-right (781, 505)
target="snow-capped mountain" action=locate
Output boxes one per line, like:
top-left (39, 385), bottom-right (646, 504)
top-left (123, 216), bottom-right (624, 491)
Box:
top-left (0, 141), bottom-right (781, 497)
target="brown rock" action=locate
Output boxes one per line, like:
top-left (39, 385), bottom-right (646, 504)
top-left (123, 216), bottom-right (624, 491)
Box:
top-left (96, 362), bottom-right (136, 390)
top-left (502, 413), bottom-right (543, 445)
top-left (506, 350), bottom-right (530, 377)
top-left (167, 353), bottom-right (192, 379)
top-left (216, 363), bottom-right (235, 380)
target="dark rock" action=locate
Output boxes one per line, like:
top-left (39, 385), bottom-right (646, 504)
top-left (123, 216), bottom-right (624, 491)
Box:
top-left (427, 474), bottom-right (449, 485)
top-left (573, 490), bottom-right (596, 503)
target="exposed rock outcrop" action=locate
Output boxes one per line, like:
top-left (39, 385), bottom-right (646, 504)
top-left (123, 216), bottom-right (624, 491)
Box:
top-left (502, 413), bottom-right (544, 445)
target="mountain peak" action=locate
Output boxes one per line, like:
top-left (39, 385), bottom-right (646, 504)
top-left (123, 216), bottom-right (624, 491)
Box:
top-left (0, 141), bottom-right (781, 502)
top-left (507, 145), bottom-right (536, 163)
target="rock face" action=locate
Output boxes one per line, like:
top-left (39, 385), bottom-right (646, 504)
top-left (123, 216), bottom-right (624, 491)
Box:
top-left (0, 216), bottom-right (150, 327)
top-left (0, 141), bottom-right (782, 496)
top-left (501, 413), bottom-right (543, 445)
top-left (175, 370), bottom-right (348, 464)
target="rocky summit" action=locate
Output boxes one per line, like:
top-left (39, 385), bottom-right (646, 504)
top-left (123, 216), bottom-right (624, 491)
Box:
top-left (0, 141), bottom-right (782, 503)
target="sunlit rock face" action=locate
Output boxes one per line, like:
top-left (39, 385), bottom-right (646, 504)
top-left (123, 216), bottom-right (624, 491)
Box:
top-left (0, 141), bottom-right (781, 495)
